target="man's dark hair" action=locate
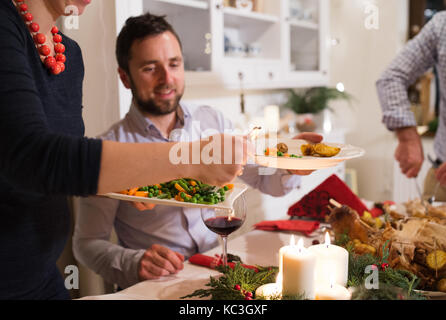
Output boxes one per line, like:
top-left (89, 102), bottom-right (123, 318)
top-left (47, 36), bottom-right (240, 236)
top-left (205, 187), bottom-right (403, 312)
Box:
top-left (116, 12), bottom-right (183, 74)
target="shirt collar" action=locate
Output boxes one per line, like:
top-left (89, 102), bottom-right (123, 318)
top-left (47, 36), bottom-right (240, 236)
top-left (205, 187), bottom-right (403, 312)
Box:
top-left (127, 100), bottom-right (190, 137)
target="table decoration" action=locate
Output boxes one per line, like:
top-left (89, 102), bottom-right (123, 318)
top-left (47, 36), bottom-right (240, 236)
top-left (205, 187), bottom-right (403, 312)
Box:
top-left (280, 236), bottom-right (316, 299)
top-left (181, 240), bottom-right (426, 300)
top-left (308, 232), bottom-right (349, 287)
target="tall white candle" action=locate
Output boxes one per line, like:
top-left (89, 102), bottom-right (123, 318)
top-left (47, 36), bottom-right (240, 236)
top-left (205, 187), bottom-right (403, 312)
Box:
top-left (280, 236), bottom-right (316, 299)
top-left (264, 105), bottom-right (280, 133)
top-left (308, 233), bottom-right (349, 287)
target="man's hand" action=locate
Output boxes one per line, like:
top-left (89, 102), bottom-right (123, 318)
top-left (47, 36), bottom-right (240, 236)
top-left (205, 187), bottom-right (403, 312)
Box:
top-left (395, 127), bottom-right (424, 178)
top-left (131, 203), bottom-right (156, 211)
top-left (435, 163), bottom-right (446, 186)
top-left (288, 132), bottom-right (324, 176)
top-left (138, 244), bottom-right (184, 281)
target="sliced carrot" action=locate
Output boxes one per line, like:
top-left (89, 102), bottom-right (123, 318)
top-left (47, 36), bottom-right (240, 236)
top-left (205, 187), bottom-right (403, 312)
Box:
top-left (128, 188), bottom-right (139, 196)
top-left (175, 183), bottom-right (186, 193)
top-left (135, 191), bottom-right (148, 197)
top-left (190, 180), bottom-right (197, 187)
top-left (265, 148), bottom-right (270, 156)
top-left (155, 184), bottom-right (162, 189)
top-left (225, 184), bottom-right (234, 190)
top-left (284, 153), bottom-right (290, 157)
top-left (118, 190), bottom-right (128, 195)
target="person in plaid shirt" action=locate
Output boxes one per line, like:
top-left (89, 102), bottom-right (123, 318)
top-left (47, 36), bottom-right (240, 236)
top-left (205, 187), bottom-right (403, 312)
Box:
top-left (377, 11), bottom-right (446, 201)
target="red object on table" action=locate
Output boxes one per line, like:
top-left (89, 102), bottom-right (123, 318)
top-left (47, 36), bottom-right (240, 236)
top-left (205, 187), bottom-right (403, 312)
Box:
top-left (253, 220), bottom-right (320, 236)
top-left (287, 174), bottom-right (369, 220)
top-left (189, 254), bottom-right (259, 272)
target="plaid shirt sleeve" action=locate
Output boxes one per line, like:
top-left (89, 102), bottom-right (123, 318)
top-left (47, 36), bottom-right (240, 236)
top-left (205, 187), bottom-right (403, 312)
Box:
top-left (376, 12), bottom-right (443, 131)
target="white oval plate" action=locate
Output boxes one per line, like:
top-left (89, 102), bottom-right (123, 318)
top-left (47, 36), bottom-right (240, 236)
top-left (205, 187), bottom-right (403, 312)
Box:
top-left (254, 138), bottom-right (365, 170)
top-left (415, 290), bottom-right (446, 298)
top-left (104, 183), bottom-right (248, 211)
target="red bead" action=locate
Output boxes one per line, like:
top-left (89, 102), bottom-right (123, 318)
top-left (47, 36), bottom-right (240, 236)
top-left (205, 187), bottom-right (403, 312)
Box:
top-left (57, 62), bottom-right (65, 73)
top-left (39, 45), bottom-right (51, 56)
top-left (34, 33), bottom-right (46, 45)
top-left (29, 22), bottom-right (39, 33)
top-left (51, 26), bottom-right (59, 34)
top-left (19, 4), bottom-right (28, 12)
top-left (53, 34), bottom-right (62, 43)
top-left (23, 12), bottom-right (33, 22)
top-left (51, 63), bottom-right (62, 75)
top-left (56, 54), bottom-right (66, 63)
top-left (245, 291), bottom-right (253, 298)
top-left (54, 43), bottom-right (65, 54)
top-left (44, 56), bottom-right (57, 69)
top-left (234, 285), bottom-right (241, 291)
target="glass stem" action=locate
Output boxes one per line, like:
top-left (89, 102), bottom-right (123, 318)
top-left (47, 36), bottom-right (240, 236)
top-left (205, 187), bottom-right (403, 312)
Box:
top-left (221, 235), bottom-right (228, 268)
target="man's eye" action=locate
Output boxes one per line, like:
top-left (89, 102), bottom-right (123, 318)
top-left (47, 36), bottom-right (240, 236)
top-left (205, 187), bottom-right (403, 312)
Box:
top-left (143, 67), bottom-right (155, 72)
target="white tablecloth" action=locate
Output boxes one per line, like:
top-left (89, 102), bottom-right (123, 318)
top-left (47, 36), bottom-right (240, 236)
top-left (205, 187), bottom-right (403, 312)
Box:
top-left (79, 229), bottom-right (322, 300)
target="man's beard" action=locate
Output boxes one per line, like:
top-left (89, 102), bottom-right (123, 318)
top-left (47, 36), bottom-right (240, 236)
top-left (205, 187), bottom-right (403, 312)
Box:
top-left (132, 85), bottom-right (183, 116)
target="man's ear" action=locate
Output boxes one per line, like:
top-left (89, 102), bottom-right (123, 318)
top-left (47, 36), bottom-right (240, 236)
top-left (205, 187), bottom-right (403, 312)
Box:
top-left (118, 67), bottom-right (131, 89)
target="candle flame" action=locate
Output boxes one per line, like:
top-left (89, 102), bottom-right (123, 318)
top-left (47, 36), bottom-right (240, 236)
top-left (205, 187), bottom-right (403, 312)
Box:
top-left (297, 237), bottom-right (304, 251)
top-left (325, 232), bottom-right (331, 247)
top-left (290, 235), bottom-right (296, 246)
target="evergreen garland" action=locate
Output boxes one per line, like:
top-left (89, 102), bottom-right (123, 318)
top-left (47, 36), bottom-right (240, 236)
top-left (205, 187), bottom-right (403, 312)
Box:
top-left (181, 241), bottom-right (428, 300)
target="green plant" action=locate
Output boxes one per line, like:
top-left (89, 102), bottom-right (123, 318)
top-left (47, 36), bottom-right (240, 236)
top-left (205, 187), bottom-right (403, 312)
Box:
top-left (285, 87), bottom-right (353, 114)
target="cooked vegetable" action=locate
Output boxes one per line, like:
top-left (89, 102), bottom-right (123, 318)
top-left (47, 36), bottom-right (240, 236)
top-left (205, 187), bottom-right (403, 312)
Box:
top-left (301, 143), bottom-right (341, 157)
top-left (437, 279), bottom-right (446, 292)
top-left (301, 144), bottom-right (314, 156)
top-left (119, 179), bottom-right (233, 205)
top-left (277, 143), bottom-right (288, 153)
top-left (313, 143), bottom-right (341, 157)
top-left (426, 250), bottom-right (446, 270)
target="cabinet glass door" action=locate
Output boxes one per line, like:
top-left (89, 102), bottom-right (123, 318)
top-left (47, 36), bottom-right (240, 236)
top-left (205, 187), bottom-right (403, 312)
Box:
top-left (143, 0), bottom-right (212, 72)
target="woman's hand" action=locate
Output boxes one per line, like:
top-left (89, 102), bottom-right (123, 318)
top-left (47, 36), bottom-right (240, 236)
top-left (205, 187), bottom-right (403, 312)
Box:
top-left (188, 134), bottom-right (253, 187)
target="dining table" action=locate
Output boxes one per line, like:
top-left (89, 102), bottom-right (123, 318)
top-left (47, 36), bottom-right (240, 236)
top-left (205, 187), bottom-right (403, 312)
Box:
top-left (78, 222), bottom-right (446, 301)
top-left (78, 225), bottom-right (326, 300)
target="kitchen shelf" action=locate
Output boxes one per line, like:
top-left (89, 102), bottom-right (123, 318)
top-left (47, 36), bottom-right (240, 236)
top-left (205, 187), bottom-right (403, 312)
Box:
top-left (223, 7), bottom-right (279, 28)
top-left (289, 19), bottom-right (319, 31)
top-left (154, 0), bottom-right (208, 10)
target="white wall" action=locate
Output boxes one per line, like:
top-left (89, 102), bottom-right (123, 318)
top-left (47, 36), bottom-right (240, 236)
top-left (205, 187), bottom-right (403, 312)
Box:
top-left (328, 0), bottom-right (409, 201)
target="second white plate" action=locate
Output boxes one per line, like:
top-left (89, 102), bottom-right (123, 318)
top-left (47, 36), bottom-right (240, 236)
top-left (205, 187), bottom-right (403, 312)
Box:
top-left (254, 138), bottom-right (365, 170)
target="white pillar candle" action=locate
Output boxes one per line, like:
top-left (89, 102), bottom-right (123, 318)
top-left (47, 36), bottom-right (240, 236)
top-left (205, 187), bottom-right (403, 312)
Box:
top-left (264, 105), bottom-right (280, 133)
top-left (308, 233), bottom-right (349, 287)
top-left (280, 236), bottom-right (316, 299)
top-left (315, 283), bottom-right (352, 300)
top-left (255, 283), bottom-right (281, 300)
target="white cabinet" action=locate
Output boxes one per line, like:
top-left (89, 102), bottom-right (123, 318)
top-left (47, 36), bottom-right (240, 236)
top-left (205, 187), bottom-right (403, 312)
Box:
top-left (114, 0), bottom-right (330, 112)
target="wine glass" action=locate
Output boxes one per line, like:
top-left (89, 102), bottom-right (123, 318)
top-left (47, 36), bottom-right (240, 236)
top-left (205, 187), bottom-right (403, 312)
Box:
top-left (201, 194), bottom-right (247, 268)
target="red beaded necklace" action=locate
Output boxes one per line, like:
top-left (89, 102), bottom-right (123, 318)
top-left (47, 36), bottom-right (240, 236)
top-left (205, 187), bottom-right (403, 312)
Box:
top-left (13, 0), bottom-right (66, 75)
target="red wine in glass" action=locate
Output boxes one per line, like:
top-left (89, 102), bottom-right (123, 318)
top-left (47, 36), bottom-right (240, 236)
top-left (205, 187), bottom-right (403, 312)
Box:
top-left (204, 216), bottom-right (243, 236)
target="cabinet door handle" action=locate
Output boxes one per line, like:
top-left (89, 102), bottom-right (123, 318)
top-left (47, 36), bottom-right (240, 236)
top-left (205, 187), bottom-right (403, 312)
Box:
top-left (268, 72), bottom-right (274, 79)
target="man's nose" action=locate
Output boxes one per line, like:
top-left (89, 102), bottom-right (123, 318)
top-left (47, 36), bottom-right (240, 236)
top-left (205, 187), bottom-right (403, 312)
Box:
top-left (158, 66), bottom-right (174, 84)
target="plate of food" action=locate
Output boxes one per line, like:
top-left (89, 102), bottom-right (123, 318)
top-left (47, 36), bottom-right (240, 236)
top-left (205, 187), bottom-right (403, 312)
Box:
top-left (254, 138), bottom-right (365, 170)
top-left (105, 179), bottom-right (248, 212)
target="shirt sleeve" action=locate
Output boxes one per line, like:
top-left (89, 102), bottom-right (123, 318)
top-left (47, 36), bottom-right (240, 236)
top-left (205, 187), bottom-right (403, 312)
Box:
top-left (0, 14), bottom-right (102, 196)
top-left (72, 196), bottom-right (145, 289)
top-left (376, 12), bottom-right (443, 131)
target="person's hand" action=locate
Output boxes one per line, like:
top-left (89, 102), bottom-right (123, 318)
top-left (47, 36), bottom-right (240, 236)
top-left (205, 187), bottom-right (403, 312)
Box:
top-left (138, 244), bottom-right (184, 281)
top-left (287, 132), bottom-right (324, 176)
top-left (131, 203), bottom-right (156, 211)
top-left (435, 162), bottom-right (446, 186)
top-left (395, 127), bottom-right (424, 178)
top-left (189, 134), bottom-right (253, 187)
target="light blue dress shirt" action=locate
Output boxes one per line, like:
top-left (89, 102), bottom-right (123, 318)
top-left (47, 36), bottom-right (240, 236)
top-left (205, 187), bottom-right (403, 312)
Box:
top-left (73, 102), bottom-right (300, 289)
